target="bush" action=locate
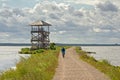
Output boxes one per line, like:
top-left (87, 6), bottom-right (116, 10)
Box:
top-left (19, 48), bottom-right (44, 54)
top-left (50, 43), bottom-right (56, 50)
top-left (34, 49), bottom-right (44, 53)
top-left (19, 48), bottom-right (30, 54)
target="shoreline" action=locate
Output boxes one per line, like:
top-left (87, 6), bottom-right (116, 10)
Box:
top-left (0, 46), bottom-right (120, 80)
top-left (0, 46), bottom-right (61, 80)
top-left (0, 46), bottom-right (30, 73)
top-left (81, 46), bottom-right (120, 66)
top-left (76, 47), bottom-right (120, 80)
top-left (0, 43), bottom-right (120, 46)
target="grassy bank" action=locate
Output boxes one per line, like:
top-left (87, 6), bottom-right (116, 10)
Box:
top-left (0, 46), bottom-right (61, 80)
top-left (76, 47), bottom-right (120, 80)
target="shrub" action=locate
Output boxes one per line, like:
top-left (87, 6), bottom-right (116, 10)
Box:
top-left (50, 43), bottom-right (56, 50)
top-left (19, 48), bottom-right (44, 54)
top-left (19, 48), bottom-right (30, 54)
top-left (34, 49), bottom-right (44, 53)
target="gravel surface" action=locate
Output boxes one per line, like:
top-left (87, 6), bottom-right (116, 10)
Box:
top-left (52, 47), bottom-right (110, 80)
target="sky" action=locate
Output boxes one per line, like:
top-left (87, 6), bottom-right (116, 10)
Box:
top-left (0, 0), bottom-right (120, 44)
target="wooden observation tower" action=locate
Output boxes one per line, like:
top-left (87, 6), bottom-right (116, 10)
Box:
top-left (30, 20), bottom-right (51, 49)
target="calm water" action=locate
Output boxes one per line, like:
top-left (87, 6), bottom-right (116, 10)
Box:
top-left (0, 46), bottom-right (120, 72)
top-left (81, 46), bottom-right (120, 66)
top-left (0, 46), bottom-right (30, 72)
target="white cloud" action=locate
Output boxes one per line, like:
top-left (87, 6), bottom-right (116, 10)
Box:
top-left (59, 31), bottom-right (66, 34)
top-left (65, 0), bottom-right (100, 5)
top-left (96, 1), bottom-right (118, 12)
top-left (93, 28), bottom-right (111, 33)
top-left (0, 1), bottom-right (120, 43)
top-left (93, 28), bottom-right (101, 32)
top-left (65, 0), bottom-right (120, 8)
top-left (0, 32), bottom-right (9, 37)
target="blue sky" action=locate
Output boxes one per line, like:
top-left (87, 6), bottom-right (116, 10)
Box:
top-left (0, 0), bottom-right (94, 9)
top-left (0, 0), bottom-right (36, 8)
top-left (0, 0), bottom-right (120, 44)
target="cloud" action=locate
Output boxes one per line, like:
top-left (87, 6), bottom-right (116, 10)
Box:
top-left (93, 28), bottom-right (111, 33)
top-left (96, 1), bottom-right (118, 12)
top-left (64, 0), bottom-right (100, 5)
top-left (0, 32), bottom-right (9, 37)
top-left (0, 1), bottom-right (120, 43)
top-left (59, 31), bottom-right (66, 34)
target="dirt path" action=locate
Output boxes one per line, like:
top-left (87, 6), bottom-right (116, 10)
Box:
top-left (52, 47), bottom-right (110, 80)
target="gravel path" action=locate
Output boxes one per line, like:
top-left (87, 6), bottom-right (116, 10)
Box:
top-left (52, 47), bottom-right (110, 80)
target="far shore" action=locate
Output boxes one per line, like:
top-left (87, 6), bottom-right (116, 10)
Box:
top-left (0, 43), bottom-right (120, 46)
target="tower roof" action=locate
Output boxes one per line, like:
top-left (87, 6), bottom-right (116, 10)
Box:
top-left (30, 20), bottom-right (52, 26)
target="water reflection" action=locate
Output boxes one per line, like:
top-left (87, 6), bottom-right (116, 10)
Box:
top-left (0, 46), bottom-right (30, 72)
top-left (82, 46), bottom-right (120, 66)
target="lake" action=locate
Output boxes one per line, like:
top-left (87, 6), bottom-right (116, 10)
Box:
top-left (0, 46), bottom-right (30, 72)
top-left (81, 46), bottom-right (120, 66)
top-left (0, 46), bottom-right (120, 72)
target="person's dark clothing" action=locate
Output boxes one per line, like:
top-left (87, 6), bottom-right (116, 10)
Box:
top-left (61, 48), bottom-right (65, 58)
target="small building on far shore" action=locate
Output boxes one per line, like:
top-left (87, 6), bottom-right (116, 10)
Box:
top-left (30, 20), bottom-right (51, 49)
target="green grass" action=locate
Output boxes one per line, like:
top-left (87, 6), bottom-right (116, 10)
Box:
top-left (19, 48), bottom-right (44, 54)
top-left (0, 46), bottom-right (61, 80)
top-left (76, 47), bottom-right (120, 80)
